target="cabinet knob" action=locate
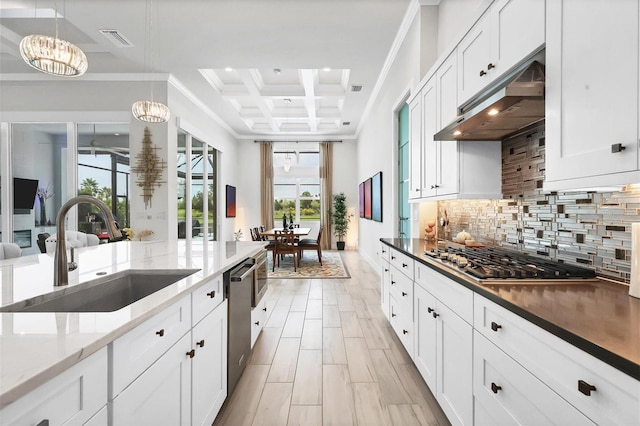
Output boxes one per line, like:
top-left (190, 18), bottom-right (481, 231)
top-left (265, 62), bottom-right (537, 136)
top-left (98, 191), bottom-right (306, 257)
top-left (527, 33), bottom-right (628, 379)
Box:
top-left (186, 349), bottom-right (195, 358)
top-left (415, 188), bottom-right (420, 192)
top-left (391, 280), bottom-right (396, 285)
top-left (402, 263), bottom-right (408, 268)
top-left (611, 143), bottom-right (626, 153)
top-left (197, 339), bottom-right (205, 347)
top-left (402, 291), bottom-right (407, 297)
top-left (479, 70), bottom-right (487, 76)
top-left (430, 184), bottom-right (440, 189)
top-left (427, 307), bottom-right (434, 313)
top-left (432, 311), bottom-right (440, 319)
top-left (491, 382), bottom-right (502, 394)
top-left (255, 321), bottom-right (260, 326)
top-left (263, 306), bottom-right (267, 312)
top-left (392, 312), bottom-right (397, 318)
top-left (156, 329), bottom-right (165, 337)
top-left (490, 321), bottom-right (502, 332)
top-left (207, 290), bottom-right (216, 298)
top-left (578, 380), bottom-right (597, 396)
top-left (403, 329), bottom-right (408, 335)
top-left (391, 255), bottom-right (396, 260)
top-left (487, 63), bottom-right (495, 70)
top-left (382, 249), bottom-right (386, 253)
top-left (384, 268), bottom-right (389, 272)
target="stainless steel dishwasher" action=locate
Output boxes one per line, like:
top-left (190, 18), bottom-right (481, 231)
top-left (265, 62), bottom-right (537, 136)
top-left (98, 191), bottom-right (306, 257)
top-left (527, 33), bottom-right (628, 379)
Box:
top-left (224, 257), bottom-right (256, 396)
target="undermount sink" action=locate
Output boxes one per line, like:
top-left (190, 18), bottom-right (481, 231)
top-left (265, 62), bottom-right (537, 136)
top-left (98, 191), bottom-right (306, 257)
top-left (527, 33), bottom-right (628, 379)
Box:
top-left (0, 269), bottom-right (201, 313)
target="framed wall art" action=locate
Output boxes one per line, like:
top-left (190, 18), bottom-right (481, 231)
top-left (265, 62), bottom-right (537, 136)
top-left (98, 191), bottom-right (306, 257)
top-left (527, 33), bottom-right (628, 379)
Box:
top-left (359, 181), bottom-right (365, 218)
top-left (364, 178), bottom-right (372, 219)
top-left (225, 185), bottom-right (236, 218)
top-left (372, 171), bottom-right (382, 222)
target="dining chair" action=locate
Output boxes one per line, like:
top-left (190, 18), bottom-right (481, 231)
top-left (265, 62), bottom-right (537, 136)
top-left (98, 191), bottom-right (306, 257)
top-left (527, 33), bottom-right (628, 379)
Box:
top-left (273, 229), bottom-right (297, 272)
top-left (298, 226), bottom-right (323, 266)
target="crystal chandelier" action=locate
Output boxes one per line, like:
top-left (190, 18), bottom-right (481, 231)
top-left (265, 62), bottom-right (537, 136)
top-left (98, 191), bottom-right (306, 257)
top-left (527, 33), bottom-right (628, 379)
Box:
top-left (132, 0), bottom-right (170, 123)
top-left (284, 152), bottom-right (292, 172)
top-left (19, 3), bottom-right (88, 77)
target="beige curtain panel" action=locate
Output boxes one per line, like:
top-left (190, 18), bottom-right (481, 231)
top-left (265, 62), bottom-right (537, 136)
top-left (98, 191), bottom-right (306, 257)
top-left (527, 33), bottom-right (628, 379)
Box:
top-left (260, 142), bottom-right (274, 229)
top-left (319, 142), bottom-right (333, 250)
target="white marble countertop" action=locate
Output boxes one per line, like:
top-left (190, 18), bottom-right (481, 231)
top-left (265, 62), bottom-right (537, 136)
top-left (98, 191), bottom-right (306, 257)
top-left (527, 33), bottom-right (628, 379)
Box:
top-left (0, 239), bottom-right (266, 409)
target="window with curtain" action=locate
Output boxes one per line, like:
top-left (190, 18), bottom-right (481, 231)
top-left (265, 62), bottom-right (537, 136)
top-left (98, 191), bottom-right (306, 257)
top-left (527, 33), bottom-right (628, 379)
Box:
top-left (273, 149), bottom-right (320, 223)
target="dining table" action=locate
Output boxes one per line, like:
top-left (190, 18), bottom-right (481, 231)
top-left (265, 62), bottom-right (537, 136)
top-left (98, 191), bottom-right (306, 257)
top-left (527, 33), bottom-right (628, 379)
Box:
top-left (259, 227), bottom-right (312, 238)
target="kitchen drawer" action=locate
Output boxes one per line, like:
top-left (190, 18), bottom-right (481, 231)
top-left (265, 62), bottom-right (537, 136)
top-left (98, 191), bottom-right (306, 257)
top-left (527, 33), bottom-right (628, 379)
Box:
top-left (251, 297), bottom-right (267, 348)
top-left (415, 262), bottom-right (473, 324)
top-left (473, 331), bottom-right (596, 425)
top-left (389, 294), bottom-right (414, 357)
top-left (112, 295), bottom-right (191, 397)
top-left (389, 266), bottom-right (413, 313)
top-left (0, 348), bottom-right (108, 426)
top-left (192, 274), bottom-right (223, 325)
top-left (380, 242), bottom-right (390, 263)
top-left (389, 248), bottom-right (414, 280)
top-left (474, 294), bottom-right (640, 425)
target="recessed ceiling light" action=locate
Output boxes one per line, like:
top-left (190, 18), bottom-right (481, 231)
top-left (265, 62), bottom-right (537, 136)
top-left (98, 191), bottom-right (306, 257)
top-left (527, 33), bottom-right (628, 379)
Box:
top-left (323, 67), bottom-right (331, 72)
top-left (225, 67), bottom-right (233, 72)
top-left (274, 68), bottom-right (281, 75)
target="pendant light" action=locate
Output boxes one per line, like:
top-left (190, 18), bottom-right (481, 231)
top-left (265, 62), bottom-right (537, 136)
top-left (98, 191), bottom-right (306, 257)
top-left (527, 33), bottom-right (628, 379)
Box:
top-left (19, 0), bottom-right (88, 77)
top-left (284, 152), bottom-right (292, 172)
top-left (132, 0), bottom-right (170, 123)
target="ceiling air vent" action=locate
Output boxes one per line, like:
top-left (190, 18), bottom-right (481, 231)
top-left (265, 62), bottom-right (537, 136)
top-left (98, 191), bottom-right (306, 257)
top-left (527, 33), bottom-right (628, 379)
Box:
top-left (350, 84), bottom-right (363, 92)
top-left (99, 29), bottom-right (134, 47)
top-left (342, 122), bottom-right (351, 126)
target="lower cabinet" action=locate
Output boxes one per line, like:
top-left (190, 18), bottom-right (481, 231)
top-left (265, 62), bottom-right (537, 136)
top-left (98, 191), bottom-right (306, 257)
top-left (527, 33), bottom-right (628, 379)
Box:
top-left (473, 331), bottom-right (595, 425)
top-left (0, 347), bottom-right (108, 426)
top-left (112, 332), bottom-right (192, 425)
top-left (413, 284), bottom-right (473, 426)
top-left (251, 291), bottom-right (271, 349)
top-left (192, 300), bottom-right (228, 426)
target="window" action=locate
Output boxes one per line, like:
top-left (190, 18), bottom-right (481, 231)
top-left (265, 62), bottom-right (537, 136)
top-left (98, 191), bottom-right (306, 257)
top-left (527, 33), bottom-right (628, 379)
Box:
top-left (273, 148), bottom-right (320, 223)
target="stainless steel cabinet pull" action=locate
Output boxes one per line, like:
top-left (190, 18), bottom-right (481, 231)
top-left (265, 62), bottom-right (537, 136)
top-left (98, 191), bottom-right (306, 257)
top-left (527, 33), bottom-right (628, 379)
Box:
top-left (156, 329), bottom-right (165, 337)
top-left (491, 382), bottom-right (502, 394)
top-left (186, 349), bottom-right (195, 358)
top-left (490, 321), bottom-right (502, 332)
top-left (578, 380), bottom-right (596, 396)
top-left (207, 291), bottom-right (216, 298)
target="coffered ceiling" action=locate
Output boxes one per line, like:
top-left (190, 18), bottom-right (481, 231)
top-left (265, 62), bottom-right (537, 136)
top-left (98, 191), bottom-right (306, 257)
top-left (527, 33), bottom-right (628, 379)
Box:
top-left (0, 0), bottom-right (414, 141)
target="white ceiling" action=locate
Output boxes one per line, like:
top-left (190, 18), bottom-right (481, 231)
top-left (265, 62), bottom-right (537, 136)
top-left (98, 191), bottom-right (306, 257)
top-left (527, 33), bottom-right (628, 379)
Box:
top-left (0, 0), bottom-right (413, 140)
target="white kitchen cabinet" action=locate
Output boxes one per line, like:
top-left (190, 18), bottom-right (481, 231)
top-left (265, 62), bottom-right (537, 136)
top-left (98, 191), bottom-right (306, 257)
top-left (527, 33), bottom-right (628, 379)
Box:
top-left (545, 0), bottom-right (640, 190)
top-left (380, 242), bottom-right (391, 320)
top-left (389, 294), bottom-right (414, 358)
top-left (474, 294), bottom-right (640, 425)
top-left (192, 274), bottom-right (223, 325)
top-left (409, 95), bottom-right (423, 200)
top-left (251, 293), bottom-right (269, 348)
top-left (0, 348), bottom-right (107, 426)
top-left (413, 266), bottom-right (474, 426)
top-left (473, 331), bottom-right (596, 426)
top-left (112, 332), bottom-right (192, 426)
top-left (458, 0), bottom-right (545, 106)
top-left (192, 300), bottom-right (227, 426)
top-left (83, 405), bottom-right (107, 426)
top-left (412, 52), bottom-right (502, 201)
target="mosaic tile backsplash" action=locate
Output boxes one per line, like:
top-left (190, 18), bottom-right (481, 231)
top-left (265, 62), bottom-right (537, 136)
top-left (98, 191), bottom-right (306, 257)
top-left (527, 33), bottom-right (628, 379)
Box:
top-left (436, 125), bottom-right (640, 283)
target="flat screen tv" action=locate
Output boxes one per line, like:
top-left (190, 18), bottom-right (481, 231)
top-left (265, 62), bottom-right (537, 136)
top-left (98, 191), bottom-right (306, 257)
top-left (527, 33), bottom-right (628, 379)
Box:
top-left (14, 178), bottom-right (39, 210)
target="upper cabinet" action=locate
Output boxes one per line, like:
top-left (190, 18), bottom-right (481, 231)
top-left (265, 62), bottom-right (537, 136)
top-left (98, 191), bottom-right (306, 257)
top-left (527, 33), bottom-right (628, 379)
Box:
top-left (545, 0), bottom-right (640, 190)
top-left (458, 0), bottom-right (545, 107)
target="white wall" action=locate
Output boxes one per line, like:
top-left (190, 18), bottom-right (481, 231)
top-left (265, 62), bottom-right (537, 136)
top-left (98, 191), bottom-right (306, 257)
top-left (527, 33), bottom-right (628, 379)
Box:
top-left (332, 140), bottom-right (358, 249)
top-left (235, 139), bottom-right (261, 240)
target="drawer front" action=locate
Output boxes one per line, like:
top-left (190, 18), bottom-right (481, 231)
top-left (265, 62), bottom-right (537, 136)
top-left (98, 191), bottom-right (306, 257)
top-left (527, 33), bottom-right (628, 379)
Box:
top-left (474, 331), bottom-right (596, 425)
top-left (192, 274), bottom-right (223, 325)
top-left (380, 242), bottom-right (390, 263)
top-left (251, 299), bottom-right (267, 348)
top-left (415, 262), bottom-right (473, 324)
top-left (389, 295), bottom-right (414, 357)
top-left (474, 294), bottom-right (640, 425)
top-left (112, 296), bottom-right (191, 397)
top-left (0, 348), bottom-right (108, 426)
top-left (389, 248), bottom-right (414, 280)
top-left (389, 266), bottom-right (413, 313)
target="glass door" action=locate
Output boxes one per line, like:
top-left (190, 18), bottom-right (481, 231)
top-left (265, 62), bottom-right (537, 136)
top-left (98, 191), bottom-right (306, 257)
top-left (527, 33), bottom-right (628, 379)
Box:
top-left (398, 103), bottom-right (410, 238)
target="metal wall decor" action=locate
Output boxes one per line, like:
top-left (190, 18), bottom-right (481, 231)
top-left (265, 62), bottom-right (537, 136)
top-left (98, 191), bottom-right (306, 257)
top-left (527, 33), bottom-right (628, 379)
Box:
top-left (132, 127), bottom-right (166, 208)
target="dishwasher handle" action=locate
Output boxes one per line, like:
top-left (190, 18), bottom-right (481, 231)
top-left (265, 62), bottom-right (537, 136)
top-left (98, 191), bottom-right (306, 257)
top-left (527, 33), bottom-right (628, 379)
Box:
top-left (230, 262), bottom-right (257, 282)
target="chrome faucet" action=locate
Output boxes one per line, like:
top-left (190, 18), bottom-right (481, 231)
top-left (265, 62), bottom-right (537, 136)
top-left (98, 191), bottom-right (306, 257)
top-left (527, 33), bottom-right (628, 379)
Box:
top-left (54, 195), bottom-right (123, 286)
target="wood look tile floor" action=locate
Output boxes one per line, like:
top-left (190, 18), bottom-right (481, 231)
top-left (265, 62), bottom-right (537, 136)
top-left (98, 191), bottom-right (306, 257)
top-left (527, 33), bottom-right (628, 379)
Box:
top-left (214, 251), bottom-right (450, 426)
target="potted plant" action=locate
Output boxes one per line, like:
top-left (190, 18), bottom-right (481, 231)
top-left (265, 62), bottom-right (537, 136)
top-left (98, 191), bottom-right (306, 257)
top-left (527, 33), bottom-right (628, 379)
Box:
top-left (331, 192), bottom-right (352, 250)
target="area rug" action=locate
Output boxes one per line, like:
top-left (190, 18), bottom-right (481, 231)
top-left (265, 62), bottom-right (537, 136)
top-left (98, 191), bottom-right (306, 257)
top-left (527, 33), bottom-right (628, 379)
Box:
top-left (267, 250), bottom-right (350, 279)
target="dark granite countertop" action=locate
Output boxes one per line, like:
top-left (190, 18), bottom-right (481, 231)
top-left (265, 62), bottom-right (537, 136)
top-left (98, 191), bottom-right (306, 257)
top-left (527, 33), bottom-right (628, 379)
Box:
top-left (381, 238), bottom-right (640, 380)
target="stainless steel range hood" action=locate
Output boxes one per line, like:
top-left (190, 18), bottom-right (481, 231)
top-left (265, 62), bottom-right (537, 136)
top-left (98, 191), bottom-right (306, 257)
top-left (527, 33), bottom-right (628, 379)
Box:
top-left (434, 60), bottom-right (545, 141)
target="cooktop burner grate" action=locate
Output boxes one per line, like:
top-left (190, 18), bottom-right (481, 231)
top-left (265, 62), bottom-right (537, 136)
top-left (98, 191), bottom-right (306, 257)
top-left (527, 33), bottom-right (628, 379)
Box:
top-left (424, 246), bottom-right (597, 281)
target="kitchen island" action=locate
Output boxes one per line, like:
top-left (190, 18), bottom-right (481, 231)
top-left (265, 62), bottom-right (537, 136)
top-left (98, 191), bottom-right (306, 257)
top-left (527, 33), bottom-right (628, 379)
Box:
top-left (0, 239), bottom-right (266, 423)
top-left (380, 238), bottom-right (639, 426)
